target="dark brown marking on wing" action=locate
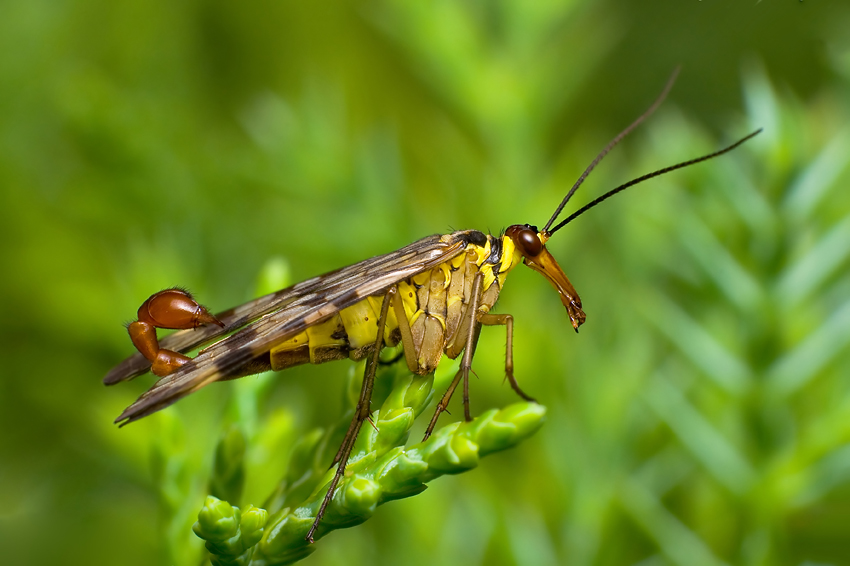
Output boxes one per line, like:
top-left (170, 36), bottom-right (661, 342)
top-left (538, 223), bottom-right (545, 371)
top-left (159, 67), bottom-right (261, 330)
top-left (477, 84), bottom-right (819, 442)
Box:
top-left (113, 231), bottom-right (478, 425)
top-left (104, 232), bottom-right (481, 385)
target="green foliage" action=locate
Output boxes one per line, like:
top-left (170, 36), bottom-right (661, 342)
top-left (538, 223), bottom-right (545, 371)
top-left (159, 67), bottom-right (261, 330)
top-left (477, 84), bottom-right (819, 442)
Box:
top-left (194, 497), bottom-right (269, 566)
top-left (210, 426), bottom-right (247, 505)
top-left (194, 362), bottom-right (545, 565)
top-left (3, 1), bottom-right (850, 565)
top-left (605, 65), bottom-right (850, 566)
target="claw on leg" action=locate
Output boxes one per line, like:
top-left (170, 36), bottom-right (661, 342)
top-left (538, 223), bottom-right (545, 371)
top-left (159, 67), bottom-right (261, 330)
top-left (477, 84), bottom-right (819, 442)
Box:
top-left (505, 370), bottom-right (537, 403)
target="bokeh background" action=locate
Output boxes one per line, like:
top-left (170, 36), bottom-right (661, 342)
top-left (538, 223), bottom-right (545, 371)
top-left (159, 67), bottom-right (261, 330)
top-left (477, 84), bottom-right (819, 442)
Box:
top-left (3, 1), bottom-right (850, 565)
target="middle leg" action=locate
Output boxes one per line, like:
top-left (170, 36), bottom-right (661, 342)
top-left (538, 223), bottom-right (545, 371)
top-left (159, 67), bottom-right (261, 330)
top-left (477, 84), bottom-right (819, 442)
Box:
top-left (423, 272), bottom-right (485, 440)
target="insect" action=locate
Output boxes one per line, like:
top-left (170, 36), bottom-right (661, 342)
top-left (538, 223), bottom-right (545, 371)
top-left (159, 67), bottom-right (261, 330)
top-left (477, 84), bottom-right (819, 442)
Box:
top-left (104, 70), bottom-right (760, 542)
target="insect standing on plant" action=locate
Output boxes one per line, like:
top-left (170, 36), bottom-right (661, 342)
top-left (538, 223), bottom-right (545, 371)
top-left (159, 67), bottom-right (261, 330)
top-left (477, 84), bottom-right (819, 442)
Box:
top-left (104, 69), bottom-right (761, 542)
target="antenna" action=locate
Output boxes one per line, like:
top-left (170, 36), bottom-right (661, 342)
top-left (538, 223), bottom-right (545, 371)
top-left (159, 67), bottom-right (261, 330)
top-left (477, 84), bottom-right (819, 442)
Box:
top-left (542, 67), bottom-right (680, 234)
top-left (546, 129), bottom-right (763, 235)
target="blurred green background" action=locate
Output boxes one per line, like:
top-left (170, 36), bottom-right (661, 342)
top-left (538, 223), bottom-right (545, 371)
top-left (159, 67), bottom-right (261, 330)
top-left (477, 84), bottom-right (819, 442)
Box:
top-left (2, 0), bottom-right (850, 564)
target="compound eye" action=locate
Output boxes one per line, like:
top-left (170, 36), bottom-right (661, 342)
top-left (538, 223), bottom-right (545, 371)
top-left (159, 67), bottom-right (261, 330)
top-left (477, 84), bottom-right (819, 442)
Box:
top-left (516, 227), bottom-right (542, 257)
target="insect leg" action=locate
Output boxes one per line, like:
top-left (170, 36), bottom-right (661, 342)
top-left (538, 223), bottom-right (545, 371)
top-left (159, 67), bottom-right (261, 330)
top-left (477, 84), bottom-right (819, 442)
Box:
top-left (423, 271), bottom-right (485, 440)
top-left (478, 314), bottom-right (536, 402)
top-left (425, 366), bottom-right (464, 439)
top-left (306, 287), bottom-right (396, 543)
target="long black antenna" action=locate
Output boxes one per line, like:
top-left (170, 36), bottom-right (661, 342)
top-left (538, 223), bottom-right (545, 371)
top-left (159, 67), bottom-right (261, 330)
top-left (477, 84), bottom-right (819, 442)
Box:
top-left (542, 67), bottom-right (680, 234)
top-left (546, 128), bottom-right (763, 235)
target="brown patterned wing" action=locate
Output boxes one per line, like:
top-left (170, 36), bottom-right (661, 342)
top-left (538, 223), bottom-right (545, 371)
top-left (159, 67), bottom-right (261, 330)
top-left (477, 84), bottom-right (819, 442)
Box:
top-left (112, 231), bottom-right (481, 425)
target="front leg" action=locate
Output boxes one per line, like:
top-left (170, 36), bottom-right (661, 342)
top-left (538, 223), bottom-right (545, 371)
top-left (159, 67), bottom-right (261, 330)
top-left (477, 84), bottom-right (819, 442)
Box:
top-left (478, 313), bottom-right (536, 403)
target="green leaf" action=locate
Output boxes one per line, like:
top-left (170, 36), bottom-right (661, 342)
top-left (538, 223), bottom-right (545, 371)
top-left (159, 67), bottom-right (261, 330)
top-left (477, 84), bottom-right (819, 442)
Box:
top-left (194, 362), bottom-right (546, 565)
